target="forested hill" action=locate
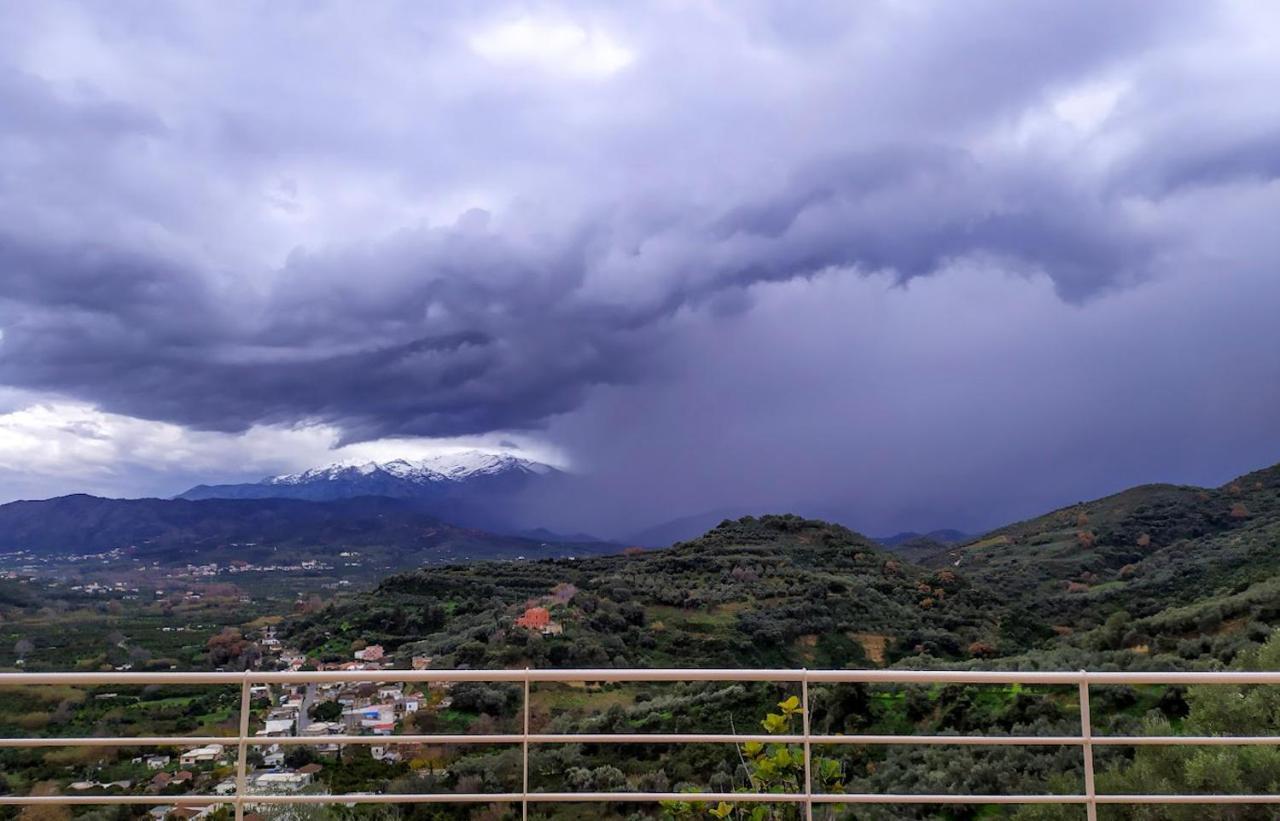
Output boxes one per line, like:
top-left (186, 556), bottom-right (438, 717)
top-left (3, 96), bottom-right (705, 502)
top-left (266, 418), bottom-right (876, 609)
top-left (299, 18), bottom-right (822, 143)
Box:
top-left (927, 461), bottom-right (1280, 649)
top-left (285, 514), bottom-right (1042, 668)
top-left (285, 461), bottom-right (1280, 675)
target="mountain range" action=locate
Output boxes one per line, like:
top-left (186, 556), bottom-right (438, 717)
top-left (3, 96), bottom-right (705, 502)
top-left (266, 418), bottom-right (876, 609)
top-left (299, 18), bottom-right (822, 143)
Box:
top-left (177, 451), bottom-right (565, 533)
top-left (3, 451), bottom-right (1276, 595)
top-left (0, 494), bottom-right (619, 567)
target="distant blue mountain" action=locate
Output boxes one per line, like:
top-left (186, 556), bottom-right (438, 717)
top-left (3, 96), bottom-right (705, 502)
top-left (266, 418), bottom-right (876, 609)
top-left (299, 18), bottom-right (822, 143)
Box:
top-left (874, 529), bottom-right (971, 547)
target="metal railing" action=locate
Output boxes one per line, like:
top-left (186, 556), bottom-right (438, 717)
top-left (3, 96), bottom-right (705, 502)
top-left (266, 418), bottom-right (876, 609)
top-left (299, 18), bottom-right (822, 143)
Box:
top-left (4, 668), bottom-right (1280, 819)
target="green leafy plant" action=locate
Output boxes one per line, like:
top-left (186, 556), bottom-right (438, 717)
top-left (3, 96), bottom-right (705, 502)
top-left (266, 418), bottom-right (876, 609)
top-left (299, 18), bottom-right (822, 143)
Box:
top-left (664, 696), bottom-right (846, 820)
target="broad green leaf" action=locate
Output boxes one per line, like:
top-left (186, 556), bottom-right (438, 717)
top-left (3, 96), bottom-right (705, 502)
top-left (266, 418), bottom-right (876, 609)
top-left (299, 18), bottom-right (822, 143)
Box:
top-left (761, 712), bottom-right (788, 734)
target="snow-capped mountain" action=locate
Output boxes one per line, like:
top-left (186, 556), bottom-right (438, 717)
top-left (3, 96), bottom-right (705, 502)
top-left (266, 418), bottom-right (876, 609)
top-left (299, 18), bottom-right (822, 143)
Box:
top-left (266, 452), bottom-right (554, 486)
top-left (176, 451), bottom-right (563, 531)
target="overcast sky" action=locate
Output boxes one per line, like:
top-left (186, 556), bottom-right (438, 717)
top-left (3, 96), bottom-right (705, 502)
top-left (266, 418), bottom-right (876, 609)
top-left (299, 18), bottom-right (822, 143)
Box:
top-left (1, 1), bottom-right (1278, 536)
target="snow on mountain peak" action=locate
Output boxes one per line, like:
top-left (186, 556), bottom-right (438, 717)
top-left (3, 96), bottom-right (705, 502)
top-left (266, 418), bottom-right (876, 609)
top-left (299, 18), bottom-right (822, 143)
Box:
top-left (264, 450), bottom-right (553, 486)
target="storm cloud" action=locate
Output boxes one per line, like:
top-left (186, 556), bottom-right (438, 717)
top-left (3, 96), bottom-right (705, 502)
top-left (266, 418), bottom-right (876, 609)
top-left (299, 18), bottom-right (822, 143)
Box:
top-left (1, 1), bottom-right (1279, 533)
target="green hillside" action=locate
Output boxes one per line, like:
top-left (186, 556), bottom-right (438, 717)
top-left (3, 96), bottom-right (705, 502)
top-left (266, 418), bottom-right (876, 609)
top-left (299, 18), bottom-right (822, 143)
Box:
top-left (285, 514), bottom-right (1042, 669)
top-left (931, 464), bottom-right (1280, 634)
top-left (6, 468), bottom-right (1280, 818)
top-left (272, 470), bottom-right (1280, 819)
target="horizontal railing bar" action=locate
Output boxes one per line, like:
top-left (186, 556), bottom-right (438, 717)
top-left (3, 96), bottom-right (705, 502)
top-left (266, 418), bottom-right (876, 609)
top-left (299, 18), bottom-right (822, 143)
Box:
top-left (811, 734), bottom-right (1082, 746)
top-left (0, 792), bottom-right (1095, 805)
top-left (0, 669), bottom-right (810, 685)
top-left (1093, 736), bottom-right (1280, 746)
top-left (0, 672), bottom-right (248, 685)
top-left (527, 733), bottom-right (1081, 746)
top-left (197, 793), bottom-right (1280, 806)
top-left (246, 794), bottom-right (525, 804)
top-left (0, 732), bottom-right (1084, 748)
top-left (16, 733), bottom-right (1280, 749)
top-left (0, 796), bottom-right (227, 806)
top-left (10, 792), bottom-right (1280, 806)
top-left (252, 792), bottom-right (806, 805)
top-left (806, 670), bottom-right (1086, 684)
top-left (0, 735), bottom-right (233, 748)
top-left (811, 794), bottom-right (1086, 804)
top-left (12, 669), bottom-right (1280, 686)
top-left (259, 734), bottom-right (521, 746)
top-left (1095, 795), bottom-right (1280, 804)
top-left (521, 793), bottom-right (1089, 805)
top-left (261, 733), bottom-right (808, 745)
top-left (1084, 672), bottom-right (1280, 685)
top-left (529, 732), bottom-right (799, 744)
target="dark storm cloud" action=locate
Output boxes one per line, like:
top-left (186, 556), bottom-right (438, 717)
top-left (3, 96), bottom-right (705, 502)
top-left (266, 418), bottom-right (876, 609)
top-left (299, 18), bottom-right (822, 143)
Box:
top-left (0, 0), bottom-right (1277, 482)
top-left (0, 152), bottom-right (1156, 439)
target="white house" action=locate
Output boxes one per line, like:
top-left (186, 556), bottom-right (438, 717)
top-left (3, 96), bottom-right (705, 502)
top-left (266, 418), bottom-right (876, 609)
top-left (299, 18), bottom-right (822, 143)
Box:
top-left (179, 743), bottom-right (224, 765)
top-left (257, 718), bottom-right (295, 737)
top-left (252, 772), bottom-right (312, 793)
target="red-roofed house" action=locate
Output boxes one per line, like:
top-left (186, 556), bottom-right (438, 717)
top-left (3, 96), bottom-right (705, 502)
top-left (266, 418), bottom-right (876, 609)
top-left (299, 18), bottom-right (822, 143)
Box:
top-left (514, 607), bottom-right (562, 635)
top-left (515, 607), bottom-right (550, 629)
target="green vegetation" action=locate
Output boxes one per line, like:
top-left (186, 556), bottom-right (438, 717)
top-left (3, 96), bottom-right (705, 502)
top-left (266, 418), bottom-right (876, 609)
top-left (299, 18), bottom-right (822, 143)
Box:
top-left (0, 578), bottom-right (280, 671)
top-left (287, 515), bottom-right (1029, 670)
top-left (3, 460), bottom-right (1280, 819)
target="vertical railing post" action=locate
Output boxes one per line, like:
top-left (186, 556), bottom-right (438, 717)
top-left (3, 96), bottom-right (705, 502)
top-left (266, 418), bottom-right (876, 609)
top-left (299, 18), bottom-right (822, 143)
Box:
top-left (1078, 672), bottom-right (1097, 821)
top-left (235, 673), bottom-right (252, 821)
top-left (801, 670), bottom-right (813, 821)
top-left (522, 668), bottom-right (530, 821)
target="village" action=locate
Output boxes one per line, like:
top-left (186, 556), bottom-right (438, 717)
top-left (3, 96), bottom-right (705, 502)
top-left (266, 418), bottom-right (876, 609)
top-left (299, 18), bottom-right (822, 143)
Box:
top-left (0, 547), bottom-right (349, 586)
top-left (99, 604), bottom-right (566, 818)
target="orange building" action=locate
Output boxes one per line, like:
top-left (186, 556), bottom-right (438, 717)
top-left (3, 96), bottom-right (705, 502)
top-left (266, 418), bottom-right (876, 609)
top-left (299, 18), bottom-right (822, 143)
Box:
top-left (514, 607), bottom-right (551, 629)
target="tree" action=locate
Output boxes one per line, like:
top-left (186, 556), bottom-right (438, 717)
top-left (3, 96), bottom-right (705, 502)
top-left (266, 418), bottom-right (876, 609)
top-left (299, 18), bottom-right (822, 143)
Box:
top-left (309, 700), bottom-right (342, 722)
top-left (284, 747), bottom-right (318, 770)
top-left (1020, 632), bottom-right (1280, 821)
top-left (205, 628), bottom-right (259, 670)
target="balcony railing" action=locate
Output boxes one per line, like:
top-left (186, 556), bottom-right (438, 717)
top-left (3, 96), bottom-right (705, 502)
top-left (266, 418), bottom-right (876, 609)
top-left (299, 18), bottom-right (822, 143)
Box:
top-left (4, 668), bottom-right (1280, 820)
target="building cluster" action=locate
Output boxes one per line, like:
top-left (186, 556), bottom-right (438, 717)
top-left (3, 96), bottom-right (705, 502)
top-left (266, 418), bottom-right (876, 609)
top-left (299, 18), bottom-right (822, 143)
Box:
top-left (68, 580), bottom-right (140, 594)
top-left (128, 658), bottom-right (444, 819)
top-left (249, 639), bottom-right (447, 766)
top-left (178, 558), bottom-right (334, 578)
top-left (56, 625), bottom-right (459, 819)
